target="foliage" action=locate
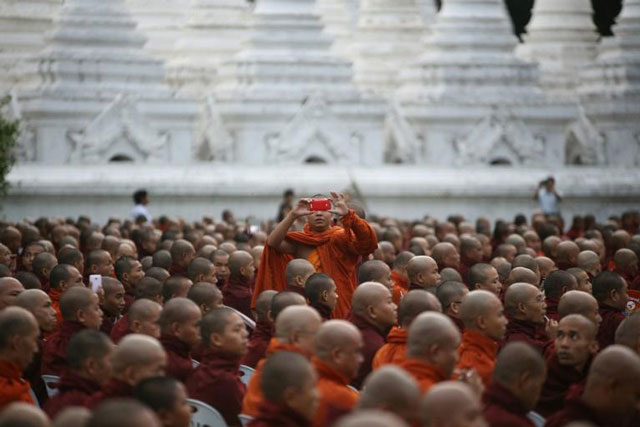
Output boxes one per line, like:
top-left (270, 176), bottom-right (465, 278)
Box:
top-left (0, 95), bottom-right (19, 200)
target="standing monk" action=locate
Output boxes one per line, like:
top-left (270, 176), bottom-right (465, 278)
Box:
top-left (254, 192), bottom-right (378, 319)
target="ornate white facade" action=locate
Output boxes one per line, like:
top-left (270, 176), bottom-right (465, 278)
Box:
top-left (2, 0), bottom-right (639, 222)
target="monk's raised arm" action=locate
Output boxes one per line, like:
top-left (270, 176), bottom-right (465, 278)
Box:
top-left (266, 199), bottom-right (311, 254)
top-left (338, 210), bottom-right (379, 256)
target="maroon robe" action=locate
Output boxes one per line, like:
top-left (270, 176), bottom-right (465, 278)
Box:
top-left (185, 349), bottom-right (246, 426)
top-left (448, 314), bottom-right (465, 332)
top-left (483, 381), bottom-right (534, 427)
top-left (160, 334), bottom-right (193, 383)
top-left (536, 352), bottom-right (590, 416)
top-left (169, 264), bottom-right (188, 276)
top-left (23, 336), bottom-right (47, 405)
top-left (545, 297), bottom-right (561, 322)
top-left (544, 386), bottom-right (613, 427)
top-left (247, 401), bottom-right (309, 427)
top-left (502, 318), bottom-right (550, 355)
top-left (285, 285), bottom-right (306, 298)
top-left (99, 310), bottom-right (119, 337)
top-left (309, 302), bottom-right (332, 321)
top-left (84, 379), bottom-right (133, 409)
top-left (123, 289), bottom-right (135, 314)
top-left (348, 312), bottom-right (386, 389)
top-left (240, 320), bottom-right (273, 369)
top-left (223, 276), bottom-right (254, 319)
top-left (110, 314), bottom-right (131, 344)
top-left (43, 372), bottom-right (100, 418)
top-left (41, 321), bottom-right (86, 376)
top-left (597, 304), bottom-right (625, 350)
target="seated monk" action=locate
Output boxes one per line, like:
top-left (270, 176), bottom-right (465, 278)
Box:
top-left (483, 342), bottom-right (546, 427)
top-left (187, 281), bottom-right (223, 315)
top-left (502, 283), bottom-right (555, 355)
top-left (358, 366), bottom-right (421, 425)
top-left (348, 282), bottom-right (397, 389)
top-left (42, 287), bottom-right (103, 375)
top-left (399, 312), bottom-right (460, 394)
top-left (305, 273), bottom-right (338, 320)
top-left (0, 307), bottom-right (39, 410)
top-left (86, 398), bottom-right (161, 427)
top-left (111, 298), bottom-right (162, 344)
top-left (85, 250), bottom-right (114, 281)
top-left (242, 305), bottom-right (322, 417)
top-left (592, 271), bottom-right (628, 350)
top-left (48, 264), bottom-right (84, 328)
top-left (613, 249), bottom-right (640, 290)
top-left (558, 290), bottom-right (602, 328)
top-left (284, 259), bottom-right (315, 298)
top-left (114, 256), bottom-right (145, 314)
top-left (504, 267), bottom-right (539, 291)
top-left (211, 249), bottom-right (231, 290)
top-left (535, 256), bottom-right (556, 283)
top-left (15, 289), bottom-right (58, 404)
top-left (241, 291), bottom-right (304, 368)
top-left (168, 240), bottom-right (196, 276)
top-left (248, 351), bottom-right (318, 427)
top-left (406, 256), bottom-right (440, 293)
top-left (159, 298), bottom-right (202, 383)
top-left (99, 277), bottom-right (125, 336)
top-left (436, 280), bottom-right (468, 331)
top-left (390, 252), bottom-right (414, 305)
top-left (543, 270), bottom-right (578, 321)
top-left (431, 243), bottom-right (460, 274)
top-left (0, 402), bottom-right (49, 427)
top-left (458, 235), bottom-right (483, 285)
top-left (186, 257), bottom-right (218, 287)
top-left (0, 243), bottom-right (13, 274)
top-left (615, 315), bottom-right (640, 354)
top-left (254, 192), bottom-right (378, 319)
top-left (512, 254), bottom-right (542, 285)
top-left (0, 278), bottom-right (24, 311)
top-left (536, 314), bottom-right (598, 417)
top-left (43, 330), bottom-right (113, 418)
top-left (420, 382), bottom-right (485, 427)
top-left (32, 252), bottom-right (57, 293)
top-left (312, 320), bottom-right (363, 427)
top-left (567, 267), bottom-right (593, 294)
top-left (372, 290), bottom-right (441, 370)
top-left (457, 290), bottom-right (508, 387)
top-left (146, 266), bottom-right (170, 283)
top-left (134, 376), bottom-right (192, 427)
top-left (468, 263), bottom-right (503, 297)
top-left (555, 241), bottom-right (580, 270)
top-left (577, 250), bottom-right (601, 280)
top-left (162, 276), bottom-right (193, 304)
top-left (358, 260), bottom-right (393, 292)
top-left (186, 307), bottom-right (248, 426)
top-left (85, 334), bottom-right (167, 408)
top-left (545, 346), bottom-right (640, 427)
top-left (222, 251), bottom-right (256, 319)
top-left (152, 250), bottom-right (172, 271)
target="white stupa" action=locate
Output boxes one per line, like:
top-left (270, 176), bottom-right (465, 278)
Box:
top-left (167, 0), bottom-right (251, 96)
top-left (0, 0), bottom-right (62, 90)
top-left (124, 0), bottom-right (185, 60)
top-left (209, 0), bottom-right (386, 165)
top-left (351, 0), bottom-right (426, 96)
top-left (518, 0), bottom-right (599, 99)
top-left (573, 0), bottom-right (640, 167)
top-left (393, 0), bottom-right (575, 166)
top-left (417, 0), bottom-right (438, 26)
top-left (316, 0), bottom-right (358, 57)
top-left (15, 0), bottom-right (198, 164)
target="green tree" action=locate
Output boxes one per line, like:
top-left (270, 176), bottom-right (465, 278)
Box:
top-left (0, 95), bottom-right (19, 200)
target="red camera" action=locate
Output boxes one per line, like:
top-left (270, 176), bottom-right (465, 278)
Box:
top-left (309, 199), bottom-right (331, 211)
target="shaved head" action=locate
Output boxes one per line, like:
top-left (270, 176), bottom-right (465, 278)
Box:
top-left (260, 351), bottom-right (316, 414)
top-left (358, 260), bottom-right (392, 289)
top-left (315, 320), bottom-right (362, 379)
top-left (614, 249), bottom-right (638, 276)
top-left (334, 410), bottom-right (408, 427)
top-left (578, 250), bottom-right (601, 276)
top-left (0, 402), bottom-right (50, 427)
top-left (169, 240), bottom-right (195, 267)
top-left (506, 267), bottom-right (538, 287)
top-left (187, 282), bottom-right (223, 314)
top-left (129, 299), bottom-right (162, 323)
top-left (493, 342), bottom-right (545, 410)
top-left (406, 256), bottom-right (440, 288)
top-left (420, 382), bottom-right (482, 427)
top-left (504, 283), bottom-right (544, 322)
top-left (358, 365), bottom-right (420, 423)
top-left (439, 268), bottom-right (462, 283)
top-left (112, 334), bottom-right (166, 377)
top-left (87, 398), bottom-right (161, 427)
top-left (430, 243), bottom-right (459, 270)
top-left (228, 250), bottom-right (254, 278)
top-left (200, 307), bottom-right (237, 347)
top-left (275, 305), bottom-right (322, 349)
top-left (558, 290), bottom-right (601, 326)
top-left (558, 314), bottom-right (597, 340)
top-left (436, 281), bottom-right (468, 315)
top-left (460, 290), bottom-right (506, 340)
top-left (393, 251), bottom-right (415, 271)
top-left (255, 290), bottom-right (277, 321)
top-left (543, 270), bottom-right (578, 299)
top-left (285, 259), bottom-right (315, 288)
top-left (0, 277), bottom-right (25, 310)
top-left (270, 291), bottom-right (306, 321)
top-left (556, 241), bottom-right (580, 268)
top-left (615, 316), bottom-right (640, 352)
top-left (60, 286), bottom-right (98, 322)
top-left (407, 312), bottom-right (460, 377)
top-left (0, 306), bottom-right (40, 369)
top-left (397, 290), bottom-right (442, 327)
top-left (158, 297), bottom-right (200, 333)
top-left (351, 282), bottom-right (396, 329)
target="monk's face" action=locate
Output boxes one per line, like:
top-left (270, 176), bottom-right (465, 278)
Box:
top-left (0, 246), bottom-right (12, 267)
top-left (80, 293), bottom-right (104, 329)
top-left (463, 241), bottom-right (483, 265)
top-left (32, 293), bottom-right (58, 333)
top-left (0, 279), bottom-right (24, 310)
top-left (376, 266), bottom-right (393, 291)
top-left (523, 289), bottom-right (546, 325)
top-left (307, 210), bottom-right (332, 233)
top-left (213, 254), bottom-right (230, 281)
top-left (525, 233), bottom-right (541, 252)
top-left (174, 307), bottom-right (202, 349)
top-left (482, 298), bottom-right (508, 341)
top-left (370, 290), bottom-right (397, 329)
top-left (555, 319), bottom-right (598, 369)
top-left (610, 279), bottom-right (629, 311)
top-left (199, 264), bottom-right (218, 285)
top-left (574, 271), bottom-right (592, 294)
top-left (323, 282), bottom-right (339, 311)
top-left (21, 244), bottom-right (44, 272)
top-left (335, 333), bottom-right (364, 381)
top-left (287, 367), bottom-right (319, 421)
top-left (211, 312), bottom-right (249, 356)
top-left (444, 249), bottom-right (460, 269)
top-left (476, 267), bottom-right (502, 297)
top-left (133, 308), bottom-right (162, 339)
top-left (164, 383), bottom-right (192, 427)
top-left (92, 254), bottom-right (115, 277)
top-left (103, 284), bottom-right (126, 316)
top-left (422, 262), bottom-right (441, 287)
top-left (62, 266), bottom-right (84, 290)
top-left (126, 261), bottom-right (145, 287)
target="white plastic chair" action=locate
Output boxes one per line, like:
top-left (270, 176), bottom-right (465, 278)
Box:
top-left (188, 398), bottom-right (228, 427)
top-left (238, 414), bottom-right (253, 426)
top-left (29, 388), bottom-right (40, 408)
top-left (222, 305), bottom-right (256, 331)
top-left (192, 359), bottom-right (200, 369)
top-left (41, 374), bottom-right (60, 398)
top-left (527, 411), bottom-right (545, 427)
top-left (239, 365), bottom-right (255, 386)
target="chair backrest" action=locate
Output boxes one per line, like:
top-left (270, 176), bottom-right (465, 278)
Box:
top-left (192, 359), bottom-right (200, 369)
top-left (239, 365), bottom-right (255, 386)
top-left (527, 411), bottom-right (545, 427)
top-left (222, 305), bottom-right (256, 331)
top-left (41, 374), bottom-right (61, 398)
top-left (29, 388), bottom-right (40, 408)
top-left (238, 414), bottom-right (253, 427)
top-left (188, 398), bottom-right (228, 427)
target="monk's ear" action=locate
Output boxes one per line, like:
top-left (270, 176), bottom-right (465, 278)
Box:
top-left (517, 301), bottom-right (527, 315)
top-left (320, 290), bottom-right (329, 302)
top-left (366, 304), bottom-right (377, 319)
top-left (209, 332), bottom-right (223, 348)
top-left (476, 315), bottom-right (487, 331)
top-left (589, 340), bottom-right (599, 355)
top-left (122, 271), bottom-right (130, 282)
top-left (267, 310), bottom-right (275, 323)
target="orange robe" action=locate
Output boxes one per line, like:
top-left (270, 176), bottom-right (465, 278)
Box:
top-left (49, 288), bottom-right (63, 330)
top-left (399, 358), bottom-right (447, 395)
top-left (372, 327), bottom-right (407, 370)
top-left (0, 360), bottom-right (35, 410)
top-left (391, 271), bottom-right (409, 306)
top-left (312, 359), bottom-right (359, 427)
top-left (456, 329), bottom-right (499, 387)
top-left (252, 210), bottom-right (378, 319)
top-left (242, 338), bottom-right (311, 417)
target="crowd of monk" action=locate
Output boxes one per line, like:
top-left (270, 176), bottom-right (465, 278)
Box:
top-left (1, 192), bottom-right (640, 427)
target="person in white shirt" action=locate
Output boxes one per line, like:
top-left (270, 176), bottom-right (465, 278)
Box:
top-left (131, 189), bottom-right (152, 223)
top-left (534, 177), bottom-right (562, 216)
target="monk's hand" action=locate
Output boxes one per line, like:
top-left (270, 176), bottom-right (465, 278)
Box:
top-left (329, 191), bottom-right (349, 217)
top-left (545, 317), bottom-right (558, 339)
top-left (291, 199), bottom-right (312, 218)
top-left (457, 369), bottom-right (484, 397)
